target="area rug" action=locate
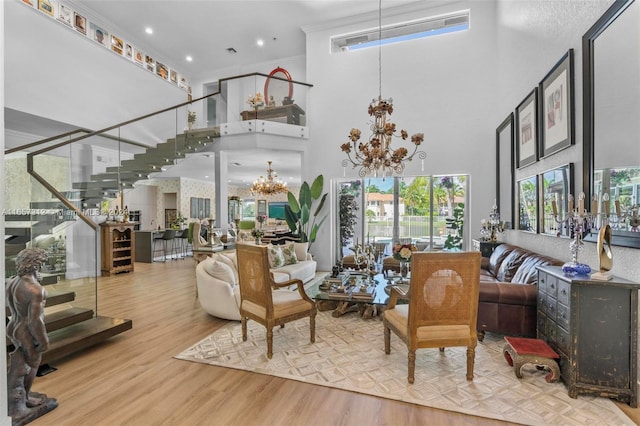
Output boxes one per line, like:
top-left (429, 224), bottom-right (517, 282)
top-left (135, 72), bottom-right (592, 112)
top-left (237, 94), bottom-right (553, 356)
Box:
top-left (175, 310), bottom-right (632, 425)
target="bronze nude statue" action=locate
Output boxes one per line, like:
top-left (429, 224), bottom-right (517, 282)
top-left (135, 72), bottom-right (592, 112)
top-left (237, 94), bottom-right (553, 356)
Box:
top-left (6, 248), bottom-right (58, 425)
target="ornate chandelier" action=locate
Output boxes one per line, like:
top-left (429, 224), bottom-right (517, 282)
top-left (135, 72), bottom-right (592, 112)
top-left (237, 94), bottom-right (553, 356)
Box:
top-left (250, 161), bottom-right (288, 196)
top-left (340, 0), bottom-right (426, 178)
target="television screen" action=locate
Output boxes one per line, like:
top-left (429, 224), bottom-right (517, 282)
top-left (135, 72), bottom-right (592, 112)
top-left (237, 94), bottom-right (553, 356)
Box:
top-left (268, 202), bottom-right (288, 220)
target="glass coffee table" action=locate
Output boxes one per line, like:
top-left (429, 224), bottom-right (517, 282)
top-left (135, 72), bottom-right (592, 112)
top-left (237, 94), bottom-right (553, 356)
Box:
top-left (307, 272), bottom-right (409, 319)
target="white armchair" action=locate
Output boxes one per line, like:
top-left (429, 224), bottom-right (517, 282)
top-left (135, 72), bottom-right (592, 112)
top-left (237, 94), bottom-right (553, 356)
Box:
top-left (195, 252), bottom-right (242, 321)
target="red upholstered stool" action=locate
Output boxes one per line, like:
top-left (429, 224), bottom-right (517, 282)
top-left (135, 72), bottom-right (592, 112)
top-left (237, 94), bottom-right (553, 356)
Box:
top-left (503, 336), bottom-right (560, 383)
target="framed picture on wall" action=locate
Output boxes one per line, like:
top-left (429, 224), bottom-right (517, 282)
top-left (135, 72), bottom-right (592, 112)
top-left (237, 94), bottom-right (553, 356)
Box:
top-left (515, 88), bottom-right (538, 169)
top-left (517, 175), bottom-right (539, 233)
top-left (257, 200), bottom-right (267, 217)
top-left (74, 12), bottom-right (87, 35)
top-left (540, 49), bottom-right (574, 158)
top-left (496, 113), bottom-right (514, 228)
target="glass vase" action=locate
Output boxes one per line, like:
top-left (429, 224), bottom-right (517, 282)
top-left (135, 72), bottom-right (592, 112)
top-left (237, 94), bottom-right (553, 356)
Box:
top-left (399, 261), bottom-right (409, 283)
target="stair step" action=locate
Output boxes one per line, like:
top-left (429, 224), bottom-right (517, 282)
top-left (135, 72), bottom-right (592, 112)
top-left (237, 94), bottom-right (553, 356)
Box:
top-left (41, 316), bottom-right (133, 364)
top-left (46, 289), bottom-right (76, 306)
top-left (44, 307), bottom-right (95, 333)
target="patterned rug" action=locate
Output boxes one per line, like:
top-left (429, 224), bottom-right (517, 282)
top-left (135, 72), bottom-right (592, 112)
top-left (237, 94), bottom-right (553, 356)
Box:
top-left (175, 310), bottom-right (632, 425)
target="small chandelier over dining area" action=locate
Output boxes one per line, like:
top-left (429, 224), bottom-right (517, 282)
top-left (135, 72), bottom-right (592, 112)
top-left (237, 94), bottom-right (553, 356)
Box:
top-left (250, 161), bottom-right (288, 196)
top-left (340, 0), bottom-right (426, 178)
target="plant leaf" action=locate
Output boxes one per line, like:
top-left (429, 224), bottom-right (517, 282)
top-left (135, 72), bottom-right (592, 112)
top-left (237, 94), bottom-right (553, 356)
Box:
top-left (284, 205), bottom-right (299, 232)
top-left (310, 175), bottom-right (324, 199)
top-left (287, 191), bottom-right (300, 213)
top-left (299, 182), bottom-right (311, 209)
top-left (313, 193), bottom-right (327, 217)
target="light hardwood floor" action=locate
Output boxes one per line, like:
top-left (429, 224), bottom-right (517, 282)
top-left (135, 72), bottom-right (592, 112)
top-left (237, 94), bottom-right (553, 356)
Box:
top-left (28, 258), bottom-right (637, 425)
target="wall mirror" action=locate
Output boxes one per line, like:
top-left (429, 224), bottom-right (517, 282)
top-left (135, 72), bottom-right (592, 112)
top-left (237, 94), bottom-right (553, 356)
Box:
top-left (257, 200), bottom-right (267, 217)
top-left (541, 163), bottom-right (574, 237)
top-left (496, 114), bottom-right (514, 228)
top-left (583, 0), bottom-right (640, 248)
top-left (517, 175), bottom-right (538, 233)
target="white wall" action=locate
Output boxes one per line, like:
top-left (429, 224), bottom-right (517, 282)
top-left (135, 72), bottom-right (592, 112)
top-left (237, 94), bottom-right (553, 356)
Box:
top-left (306, 1), bottom-right (500, 270)
top-left (4, 1), bottom-right (186, 142)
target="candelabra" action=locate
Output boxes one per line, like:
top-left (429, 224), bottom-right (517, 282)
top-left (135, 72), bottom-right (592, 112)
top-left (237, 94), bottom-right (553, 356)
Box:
top-left (480, 202), bottom-right (505, 242)
top-left (352, 242), bottom-right (378, 283)
top-left (552, 193), bottom-right (592, 276)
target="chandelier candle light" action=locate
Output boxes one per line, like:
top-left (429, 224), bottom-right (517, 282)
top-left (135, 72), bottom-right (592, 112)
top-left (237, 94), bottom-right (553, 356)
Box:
top-left (250, 161), bottom-right (288, 196)
top-left (340, 0), bottom-right (426, 178)
top-left (552, 192), bottom-right (592, 276)
top-left (480, 201), bottom-right (505, 242)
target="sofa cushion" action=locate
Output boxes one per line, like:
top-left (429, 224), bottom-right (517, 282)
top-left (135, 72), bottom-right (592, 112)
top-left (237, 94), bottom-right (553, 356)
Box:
top-left (486, 244), bottom-right (513, 277)
top-left (273, 260), bottom-right (316, 283)
top-left (511, 256), bottom-right (553, 285)
top-left (214, 253), bottom-right (239, 284)
top-left (267, 245), bottom-right (286, 268)
top-left (202, 258), bottom-right (236, 286)
top-left (293, 242), bottom-right (309, 261)
top-left (281, 243), bottom-right (298, 265)
top-left (495, 248), bottom-right (528, 283)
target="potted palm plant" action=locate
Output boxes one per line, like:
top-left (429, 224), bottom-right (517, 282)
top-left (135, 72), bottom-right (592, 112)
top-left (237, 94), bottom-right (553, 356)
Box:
top-left (284, 174), bottom-right (327, 250)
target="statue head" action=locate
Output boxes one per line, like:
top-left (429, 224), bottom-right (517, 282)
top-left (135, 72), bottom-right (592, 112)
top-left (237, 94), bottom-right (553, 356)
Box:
top-left (15, 248), bottom-right (48, 276)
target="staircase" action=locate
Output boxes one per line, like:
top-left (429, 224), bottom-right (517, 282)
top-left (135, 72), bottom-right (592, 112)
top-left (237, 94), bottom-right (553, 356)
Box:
top-left (6, 285), bottom-right (133, 366)
top-left (72, 128), bottom-right (219, 208)
top-left (5, 127), bottom-right (220, 365)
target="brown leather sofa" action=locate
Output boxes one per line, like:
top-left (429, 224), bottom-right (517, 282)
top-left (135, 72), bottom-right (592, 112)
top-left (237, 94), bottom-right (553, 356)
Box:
top-left (477, 243), bottom-right (563, 341)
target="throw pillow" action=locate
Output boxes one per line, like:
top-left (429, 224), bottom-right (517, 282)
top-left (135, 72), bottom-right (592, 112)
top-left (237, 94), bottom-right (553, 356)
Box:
top-left (202, 258), bottom-right (236, 286)
top-left (267, 245), bottom-right (285, 268)
top-left (281, 243), bottom-right (298, 265)
top-left (293, 242), bottom-right (308, 261)
top-left (215, 253), bottom-right (239, 284)
top-left (223, 251), bottom-right (238, 271)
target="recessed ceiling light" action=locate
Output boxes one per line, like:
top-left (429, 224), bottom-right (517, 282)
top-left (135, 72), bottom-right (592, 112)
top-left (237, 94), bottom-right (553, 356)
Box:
top-left (204, 175), bottom-right (209, 178)
top-left (231, 162), bottom-right (242, 167)
top-left (186, 55), bottom-right (193, 62)
top-left (145, 27), bottom-right (153, 35)
top-left (256, 38), bottom-right (264, 47)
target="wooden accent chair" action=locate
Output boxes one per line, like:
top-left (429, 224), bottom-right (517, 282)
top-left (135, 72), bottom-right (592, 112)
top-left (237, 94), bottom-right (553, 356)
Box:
top-left (236, 244), bottom-right (317, 359)
top-left (383, 251), bottom-right (482, 383)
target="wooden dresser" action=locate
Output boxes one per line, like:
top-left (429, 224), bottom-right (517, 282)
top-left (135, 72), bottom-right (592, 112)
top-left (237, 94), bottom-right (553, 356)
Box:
top-left (100, 222), bottom-right (135, 276)
top-left (537, 265), bottom-right (640, 407)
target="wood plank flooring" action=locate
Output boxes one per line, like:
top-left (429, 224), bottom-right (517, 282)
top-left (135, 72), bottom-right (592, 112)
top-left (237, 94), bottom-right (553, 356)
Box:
top-left (27, 258), bottom-right (638, 425)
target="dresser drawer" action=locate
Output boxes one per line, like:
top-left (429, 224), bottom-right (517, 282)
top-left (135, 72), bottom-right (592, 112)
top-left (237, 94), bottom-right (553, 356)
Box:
top-left (537, 291), bottom-right (547, 315)
top-left (557, 302), bottom-right (570, 331)
top-left (538, 272), bottom-right (549, 293)
top-left (546, 297), bottom-right (557, 321)
top-left (557, 279), bottom-right (570, 306)
top-left (546, 275), bottom-right (558, 299)
top-left (556, 325), bottom-right (570, 355)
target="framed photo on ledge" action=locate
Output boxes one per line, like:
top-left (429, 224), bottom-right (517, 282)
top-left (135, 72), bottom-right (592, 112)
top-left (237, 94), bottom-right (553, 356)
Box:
top-left (540, 49), bottom-right (574, 158)
top-left (515, 88), bottom-right (538, 169)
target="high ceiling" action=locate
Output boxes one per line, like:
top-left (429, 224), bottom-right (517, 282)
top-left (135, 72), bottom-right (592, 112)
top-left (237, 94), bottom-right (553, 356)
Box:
top-left (9, 0), bottom-right (426, 187)
top-left (72, 0), bottom-right (424, 80)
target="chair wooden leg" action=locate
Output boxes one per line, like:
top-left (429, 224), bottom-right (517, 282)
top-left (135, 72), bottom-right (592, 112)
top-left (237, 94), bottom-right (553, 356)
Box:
top-left (241, 317), bottom-right (247, 341)
top-left (310, 313), bottom-right (316, 343)
top-left (408, 350), bottom-right (416, 384)
top-left (267, 328), bottom-right (273, 359)
top-left (466, 347), bottom-right (475, 381)
top-left (384, 326), bottom-right (391, 354)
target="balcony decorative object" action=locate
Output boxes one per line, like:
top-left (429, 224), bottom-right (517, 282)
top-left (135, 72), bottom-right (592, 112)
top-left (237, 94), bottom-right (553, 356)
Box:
top-left (250, 161), bottom-right (287, 196)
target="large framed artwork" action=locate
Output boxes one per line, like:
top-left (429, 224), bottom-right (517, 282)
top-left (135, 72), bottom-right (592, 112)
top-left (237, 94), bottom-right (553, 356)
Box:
top-left (515, 88), bottom-right (538, 169)
top-left (496, 113), bottom-right (514, 228)
top-left (517, 175), bottom-right (538, 233)
top-left (540, 49), bottom-right (574, 158)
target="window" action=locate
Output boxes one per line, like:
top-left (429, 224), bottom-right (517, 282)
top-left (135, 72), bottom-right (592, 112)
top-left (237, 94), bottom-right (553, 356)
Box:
top-left (337, 175), bottom-right (468, 259)
top-left (331, 10), bottom-right (469, 53)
